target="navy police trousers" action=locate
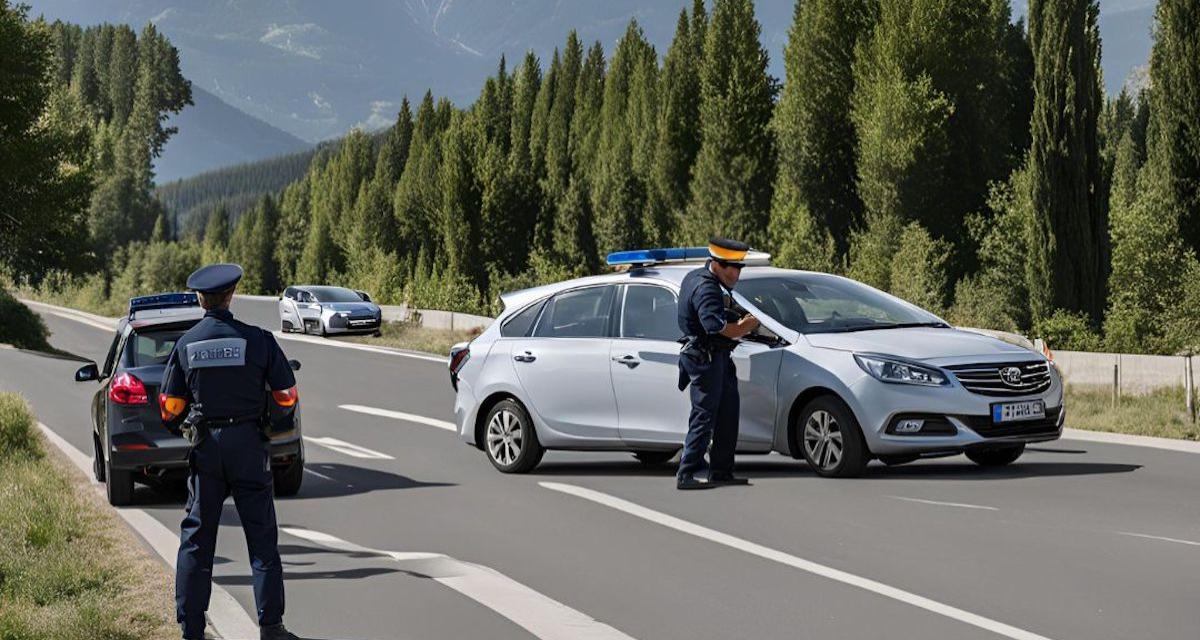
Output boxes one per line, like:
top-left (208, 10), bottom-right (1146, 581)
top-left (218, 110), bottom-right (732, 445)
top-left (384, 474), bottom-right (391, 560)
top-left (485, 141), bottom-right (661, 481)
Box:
top-left (176, 422), bottom-right (283, 639)
top-left (677, 351), bottom-right (740, 481)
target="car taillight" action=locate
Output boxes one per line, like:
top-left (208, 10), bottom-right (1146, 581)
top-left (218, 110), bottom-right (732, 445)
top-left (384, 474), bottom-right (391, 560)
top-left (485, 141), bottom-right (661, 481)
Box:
top-left (272, 387), bottom-right (298, 407)
top-left (449, 346), bottom-right (471, 375)
top-left (109, 372), bottom-right (149, 405)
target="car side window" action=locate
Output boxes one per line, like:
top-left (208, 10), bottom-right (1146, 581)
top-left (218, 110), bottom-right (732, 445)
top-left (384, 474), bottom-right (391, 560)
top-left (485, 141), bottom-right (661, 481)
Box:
top-left (283, 287), bottom-right (295, 300)
top-left (501, 299), bottom-right (546, 338)
top-left (621, 285), bottom-right (680, 341)
top-left (534, 286), bottom-right (615, 338)
top-left (298, 291), bottom-right (311, 303)
top-left (100, 333), bottom-right (121, 378)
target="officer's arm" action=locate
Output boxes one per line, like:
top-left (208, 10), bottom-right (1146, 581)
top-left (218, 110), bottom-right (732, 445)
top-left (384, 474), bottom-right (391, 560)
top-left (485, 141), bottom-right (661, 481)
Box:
top-left (695, 282), bottom-right (756, 339)
top-left (159, 347), bottom-right (190, 423)
top-left (264, 332), bottom-right (298, 407)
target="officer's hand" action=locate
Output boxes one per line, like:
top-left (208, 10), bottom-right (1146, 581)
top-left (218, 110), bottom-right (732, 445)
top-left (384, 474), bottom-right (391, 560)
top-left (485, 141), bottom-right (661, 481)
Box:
top-left (738, 314), bottom-right (760, 334)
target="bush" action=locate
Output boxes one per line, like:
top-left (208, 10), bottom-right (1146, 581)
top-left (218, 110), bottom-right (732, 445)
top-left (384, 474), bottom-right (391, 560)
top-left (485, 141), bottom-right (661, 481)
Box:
top-left (1034, 309), bottom-right (1103, 352)
top-left (0, 393), bottom-right (41, 462)
top-left (0, 287), bottom-right (52, 351)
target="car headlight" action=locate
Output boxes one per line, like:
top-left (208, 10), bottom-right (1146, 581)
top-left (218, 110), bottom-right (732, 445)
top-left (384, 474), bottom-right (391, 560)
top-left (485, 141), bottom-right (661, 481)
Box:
top-left (854, 354), bottom-right (948, 386)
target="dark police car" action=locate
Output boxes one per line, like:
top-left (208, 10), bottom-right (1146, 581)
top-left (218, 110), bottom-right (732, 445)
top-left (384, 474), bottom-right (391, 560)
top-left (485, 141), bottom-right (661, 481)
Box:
top-left (74, 293), bottom-right (304, 505)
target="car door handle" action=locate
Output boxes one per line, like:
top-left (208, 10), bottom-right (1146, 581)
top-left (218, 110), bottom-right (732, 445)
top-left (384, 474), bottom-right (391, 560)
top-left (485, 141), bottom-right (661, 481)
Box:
top-left (612, 355), bottom-right (641, 367)
top-left (514, 351), bottom-right (536, 363)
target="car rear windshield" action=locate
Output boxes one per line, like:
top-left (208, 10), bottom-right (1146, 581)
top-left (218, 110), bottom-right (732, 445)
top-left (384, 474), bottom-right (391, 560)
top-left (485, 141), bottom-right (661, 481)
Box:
top-left (308, 287), bottom-right (366, 303)
top-left (736, 274), bottom-right (944, 334)
top-left (125, 329), bottom-right (185, 367)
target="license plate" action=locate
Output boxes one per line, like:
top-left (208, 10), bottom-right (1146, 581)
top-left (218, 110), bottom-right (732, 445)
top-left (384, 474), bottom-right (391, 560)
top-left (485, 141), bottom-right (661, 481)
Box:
top-left (992, 400), bottom-right (1045, 423)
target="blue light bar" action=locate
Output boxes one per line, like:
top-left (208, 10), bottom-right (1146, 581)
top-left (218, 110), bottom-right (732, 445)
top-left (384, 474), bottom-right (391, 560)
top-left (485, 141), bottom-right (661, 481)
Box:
top-left (606, 247), bottom-right (710, 266)
top-left (128, 292), bottom-right (199, 317)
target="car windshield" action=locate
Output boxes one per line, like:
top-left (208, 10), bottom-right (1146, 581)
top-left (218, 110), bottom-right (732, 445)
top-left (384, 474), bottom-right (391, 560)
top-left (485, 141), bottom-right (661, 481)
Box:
top-left (736, 273), bottom-right (946, 334)
top-left (126, 329), bottom-right (184, 367)
top-left (308, 287), bottom-right (366, 303)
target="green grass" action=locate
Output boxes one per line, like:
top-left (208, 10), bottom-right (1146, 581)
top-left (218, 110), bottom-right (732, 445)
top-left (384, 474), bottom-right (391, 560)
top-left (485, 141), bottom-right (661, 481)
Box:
top-left (0, 393), bottom-right (176, 639)
top-left (1066, 385), bottom-right (1200, 441)
top-left (0, 287), bottom-right (54, 352)
top-left (344, 320), bottom-right (479, 357)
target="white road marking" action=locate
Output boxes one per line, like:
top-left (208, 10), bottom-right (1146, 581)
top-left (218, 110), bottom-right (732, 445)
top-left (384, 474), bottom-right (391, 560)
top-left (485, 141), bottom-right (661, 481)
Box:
top-left (274, 330), bottom-right (447, 363)
top-left (37, 422), bottom-right (259, 640)
top-left (888, 496), bottom-right (999, 511)
top-left (1117, 531), bottom-right (1200, 547)
top-left (339, 404), bottom-right (457, 432)
top-left (21, 299), bottom-right (117, 331)
top-left (304, 436), bottom-right (394, 460)
top-left (541, 482), bottom-right (1055, 640)
top-left (1062, 428), bottom-right (1200, 455)
top-left (281, 527), bottom-right (636, 640)
top-left (303, 468), bottom-right (338, 482)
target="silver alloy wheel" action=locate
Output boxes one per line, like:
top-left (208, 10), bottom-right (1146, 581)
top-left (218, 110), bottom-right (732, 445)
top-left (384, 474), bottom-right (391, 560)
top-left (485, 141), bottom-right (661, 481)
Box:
top-left (486, 409), bottom-right (523, 467)
top-left (803, 409), bottom-right (844, 471)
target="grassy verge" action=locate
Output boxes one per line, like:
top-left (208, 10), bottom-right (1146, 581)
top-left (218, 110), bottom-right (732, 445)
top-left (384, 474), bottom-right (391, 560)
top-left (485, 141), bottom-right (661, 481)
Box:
top-left (0, 393), bottom-right (176, 639)
top-left (1065, 385), bottom-right (1200, 441)
top-left (0, 287), bottom-right (54, 352)
top-left (343, 320), bottom-right (479, 356)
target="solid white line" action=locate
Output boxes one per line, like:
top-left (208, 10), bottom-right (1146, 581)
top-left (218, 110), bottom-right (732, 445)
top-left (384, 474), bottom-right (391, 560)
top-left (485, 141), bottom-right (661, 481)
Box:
top-left (540, 482), bottom-right (1055, 640)
top-left (273, 330), bottom-right (447, 363)
top-left (21, 299), bottom-right (117, 331)
top-left (1062, 428), bottom-right (1200, 455)
top-left (1116, 531), bottom-right (1200, 547)
top-left (37, 422), bottom-right (259, 640)
top-left (303, 436), bottom-right (394, 460)
top-left (303, 468), bottom-right (337, 482)
top-left (339, 404), bottom-right (457, 432)
top-left (887, 496), bottom-right (999, 511)
top-left (281, 527), bottom-right (636, 640)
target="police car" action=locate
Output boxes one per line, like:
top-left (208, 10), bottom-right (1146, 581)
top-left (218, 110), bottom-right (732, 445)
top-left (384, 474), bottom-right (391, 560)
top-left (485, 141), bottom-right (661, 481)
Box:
top-left (450, 248), bottom-right (1063, 477)
top-left (74, 294), bottom-right (305, 505)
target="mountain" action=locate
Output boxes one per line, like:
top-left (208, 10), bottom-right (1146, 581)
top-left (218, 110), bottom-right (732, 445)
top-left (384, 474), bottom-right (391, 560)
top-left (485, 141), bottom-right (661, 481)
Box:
top-left (154, 86), bottom-right (310, 183)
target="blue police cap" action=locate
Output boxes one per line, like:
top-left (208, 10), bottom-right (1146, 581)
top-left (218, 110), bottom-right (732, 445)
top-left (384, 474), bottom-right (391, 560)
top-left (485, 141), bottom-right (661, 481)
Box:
top-left (186, 263), bottom-right (244, 293)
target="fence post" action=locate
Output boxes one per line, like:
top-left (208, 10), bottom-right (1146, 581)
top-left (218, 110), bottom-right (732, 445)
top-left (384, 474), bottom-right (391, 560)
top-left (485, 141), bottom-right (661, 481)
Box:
top-left (1112, 361), bottom-right (1118, 409)
top-left (1187, 355), bottom-right (1195, 423)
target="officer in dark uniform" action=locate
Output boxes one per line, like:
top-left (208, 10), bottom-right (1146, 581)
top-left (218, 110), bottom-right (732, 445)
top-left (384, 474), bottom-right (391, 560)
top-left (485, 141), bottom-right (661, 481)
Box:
top-left (160, 264), bottom-right (301, 640)
top-left (675, 238), bottom-right (760, 490)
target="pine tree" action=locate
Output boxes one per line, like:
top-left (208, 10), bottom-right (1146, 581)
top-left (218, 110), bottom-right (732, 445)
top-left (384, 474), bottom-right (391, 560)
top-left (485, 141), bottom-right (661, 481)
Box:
top-left (685, 0), bottom-right (776, 248)
top-left (201, 204), bottom-right (229, 264)
top-left (394, 92), bottom-right (446, 261)
top-left (439, 113), bottom-right (484, 288)
top-left (106, 26), bottom-right (136, 127)
top-left (651, 5), bottom-right (705, 246)
top-left (378, 96), bottom-right (413, 183)
top-left (529, 50), bottom-right (559, 252)
top-left (1025, 0), bottom-right (1105, 322)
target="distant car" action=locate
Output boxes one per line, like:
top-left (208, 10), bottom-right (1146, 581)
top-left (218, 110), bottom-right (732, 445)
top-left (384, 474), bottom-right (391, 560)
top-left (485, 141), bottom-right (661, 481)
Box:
top-left (450, 247), bottom-right (1064, 477)
top-left (279, 285), bottom-right (382, 336)
top-left (74, 293), bottom-right (304, 506)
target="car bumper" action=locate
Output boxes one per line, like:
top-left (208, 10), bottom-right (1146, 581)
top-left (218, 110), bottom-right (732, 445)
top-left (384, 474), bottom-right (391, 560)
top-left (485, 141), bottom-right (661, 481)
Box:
top-left (109, 427), bottom-right (303, 471)
top-left (846, 375), bottom-right (1065, 456)
top-left (324, 315), bottom-right (381, 334)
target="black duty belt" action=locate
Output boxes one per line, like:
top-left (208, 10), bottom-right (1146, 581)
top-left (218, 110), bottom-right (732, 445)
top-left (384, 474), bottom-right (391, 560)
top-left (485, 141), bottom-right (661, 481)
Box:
top-left (198, 413), bottom-right (261, 428)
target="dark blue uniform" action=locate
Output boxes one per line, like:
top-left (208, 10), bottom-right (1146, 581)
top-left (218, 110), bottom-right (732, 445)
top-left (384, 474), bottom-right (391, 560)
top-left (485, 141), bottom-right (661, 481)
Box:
top-left (162, 308), bottom-right (295, 639)
top-left (676, 263), bottom-right (740, 482)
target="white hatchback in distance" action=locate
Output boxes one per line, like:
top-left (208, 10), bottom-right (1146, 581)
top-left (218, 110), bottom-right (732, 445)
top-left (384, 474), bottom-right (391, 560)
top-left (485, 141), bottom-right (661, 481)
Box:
top-left (448, 250), bottom-right (1063, 477)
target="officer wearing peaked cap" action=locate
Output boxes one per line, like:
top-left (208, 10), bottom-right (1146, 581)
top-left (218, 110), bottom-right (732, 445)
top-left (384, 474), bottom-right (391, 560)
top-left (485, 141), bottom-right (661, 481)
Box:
top-left (161, 264), bottom-right (302, 640)
top-left (675, 238), bottom-right (760, 490)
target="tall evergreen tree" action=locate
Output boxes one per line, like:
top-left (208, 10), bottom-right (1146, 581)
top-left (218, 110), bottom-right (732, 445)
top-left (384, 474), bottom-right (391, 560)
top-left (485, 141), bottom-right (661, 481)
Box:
top-left (685, 0), bottom-right (776, 248)
top-left (201, 204), bottom-right (229, 264)
top-left (650, 7), bottom-right (704, 246)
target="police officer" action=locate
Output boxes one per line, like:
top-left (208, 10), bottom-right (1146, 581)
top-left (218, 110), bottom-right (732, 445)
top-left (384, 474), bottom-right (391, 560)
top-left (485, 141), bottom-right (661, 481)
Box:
top-left (675, 238), bottom-right (759, 490)
top-left (160, 264), bottom-right (301, 640)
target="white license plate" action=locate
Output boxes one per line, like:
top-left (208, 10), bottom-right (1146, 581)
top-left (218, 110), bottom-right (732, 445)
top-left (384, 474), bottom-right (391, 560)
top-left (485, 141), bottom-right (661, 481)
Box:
top-left (992, 400), bottom-right (1045, 423)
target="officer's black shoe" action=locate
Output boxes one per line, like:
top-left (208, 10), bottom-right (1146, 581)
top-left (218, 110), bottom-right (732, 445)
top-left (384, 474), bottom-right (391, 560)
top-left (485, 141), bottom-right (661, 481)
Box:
top-left (260, 623), bottom-right (301, 640)
top-left (676, 476), bottom-right (717, 490)
top-left (708, 474), bottom-right (751, 486)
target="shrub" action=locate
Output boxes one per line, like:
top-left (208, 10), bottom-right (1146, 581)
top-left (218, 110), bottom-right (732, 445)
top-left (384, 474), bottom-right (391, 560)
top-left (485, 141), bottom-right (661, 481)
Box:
top-left (1034, 309), bottom-right (1103, 352)
top-left (0, 288), bottom-right (52, 352)
top-left (0, 393), bottom-right (41, 463)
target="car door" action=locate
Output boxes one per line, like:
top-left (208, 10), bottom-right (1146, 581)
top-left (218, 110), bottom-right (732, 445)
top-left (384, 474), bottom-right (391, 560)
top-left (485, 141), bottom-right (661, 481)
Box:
top-left (295, 291), bottom-right (321, 325)
top-left (510, 285), bottom-right (620, 443)
top-left (609, 284), bottom-right (691, 446)
top-left (279, 288), bottom-right (301, 330)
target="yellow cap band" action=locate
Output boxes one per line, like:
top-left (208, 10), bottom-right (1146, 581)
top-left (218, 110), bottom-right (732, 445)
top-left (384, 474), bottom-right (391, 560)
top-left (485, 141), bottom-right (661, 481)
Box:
top-left (709, 244), bottom-right (748, 262)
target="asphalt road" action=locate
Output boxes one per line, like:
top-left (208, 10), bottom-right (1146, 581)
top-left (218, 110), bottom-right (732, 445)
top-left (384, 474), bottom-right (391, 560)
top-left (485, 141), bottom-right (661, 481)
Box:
top-left (2, 297), bottom-right (1198, 640)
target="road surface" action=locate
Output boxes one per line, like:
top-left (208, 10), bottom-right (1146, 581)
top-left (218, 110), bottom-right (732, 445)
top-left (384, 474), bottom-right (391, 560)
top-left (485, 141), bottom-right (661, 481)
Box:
top-left (2, 297), bottom-right (1198, 640)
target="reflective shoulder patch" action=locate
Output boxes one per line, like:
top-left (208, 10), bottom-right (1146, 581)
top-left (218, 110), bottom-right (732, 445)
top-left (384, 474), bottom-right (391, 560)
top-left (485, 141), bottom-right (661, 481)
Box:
top-left (186, 337), bottom-right (247, 369)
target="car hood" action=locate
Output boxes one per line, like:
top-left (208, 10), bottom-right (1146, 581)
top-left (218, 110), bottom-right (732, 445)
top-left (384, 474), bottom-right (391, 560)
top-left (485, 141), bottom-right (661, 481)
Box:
top-left (321, 302), bottom-right (378, 314)
top-left (804, 327), bottom-right (1036, 362)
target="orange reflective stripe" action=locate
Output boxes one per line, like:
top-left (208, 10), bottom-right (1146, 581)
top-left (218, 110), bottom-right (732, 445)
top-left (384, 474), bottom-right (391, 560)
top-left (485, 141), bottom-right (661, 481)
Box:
top-left (271, 387), bottom-right (298, 407)
top-left (159, 394), bottom-right (187, 422)
top-left (708, 244), bottom-right (748, 262)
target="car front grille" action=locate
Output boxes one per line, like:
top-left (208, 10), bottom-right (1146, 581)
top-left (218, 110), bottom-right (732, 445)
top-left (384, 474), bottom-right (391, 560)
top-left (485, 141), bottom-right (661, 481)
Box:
top-left (962, 407), bottom-right (1062, 438)
top-left (946, 361), bottom-right (1052, 397)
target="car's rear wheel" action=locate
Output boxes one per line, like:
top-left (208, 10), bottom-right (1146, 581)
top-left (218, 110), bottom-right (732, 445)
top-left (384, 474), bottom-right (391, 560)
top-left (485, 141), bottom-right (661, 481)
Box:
top-left (105, 454), bottom-right (134, 506)
top-left (878, 454), bottom-right (920, 466)
top-left (92, 433), bottom-right (105, 482)
top-left (966, 444), bottom-right (1025, 467)
top-left (797, 396), bottom-right (869, 478)
top-left (273, 458), bottom-right (304, 497)
top-left (632, 450), bottom-right (677, 465)
top-left (484, 399), bottom-right (543, 473)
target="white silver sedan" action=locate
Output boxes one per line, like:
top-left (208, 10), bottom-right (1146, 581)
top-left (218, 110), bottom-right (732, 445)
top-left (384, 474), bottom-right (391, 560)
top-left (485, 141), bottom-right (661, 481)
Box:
top-left (279, 285), bottom-right (382, 336)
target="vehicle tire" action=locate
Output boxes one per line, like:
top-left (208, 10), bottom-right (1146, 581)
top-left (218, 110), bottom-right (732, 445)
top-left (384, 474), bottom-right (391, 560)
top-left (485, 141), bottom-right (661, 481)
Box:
top-left (878, 454), bottom-right (920, 466)
top-left (483, 398), bottom-right (544, 474)
top-left (632, 450), bottom-right (677, 465)
top-left (273, 458), bottom-right (304, 497)
top-left (281, 319), bottom-right (293, 332)
top-left (92, 434), bottom-right (106, 482)
top-left (966, 444), bottom-right (1025, 467)
top-left (796, 395), bottom-right (869, 478)
top-left (105, 455), bottom-right (134, 506)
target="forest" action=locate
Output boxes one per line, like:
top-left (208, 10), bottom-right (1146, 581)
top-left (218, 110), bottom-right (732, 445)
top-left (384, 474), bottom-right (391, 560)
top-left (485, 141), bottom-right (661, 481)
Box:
top-left (5, 0), bottom-right (1200, 356)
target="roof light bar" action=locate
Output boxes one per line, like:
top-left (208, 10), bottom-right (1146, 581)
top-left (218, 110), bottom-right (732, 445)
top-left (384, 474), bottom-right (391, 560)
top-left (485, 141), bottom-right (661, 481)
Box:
top-left (605, 247), bottom-right (772, 267)
top-left (128, 293), bottom-right (199, 318)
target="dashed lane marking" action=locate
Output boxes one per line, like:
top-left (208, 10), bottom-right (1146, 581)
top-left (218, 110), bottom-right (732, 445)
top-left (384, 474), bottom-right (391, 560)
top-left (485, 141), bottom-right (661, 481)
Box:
top-left (541, 482), bottom-right (1055, 640)
top-left (281, 527), bottom-right (637, 640)
top-left (303, 436), bottom-right (395, 460)
top-left (887, 496), bottom-right (999, 511)
top-left (339, 404), bottom-right (457, 432)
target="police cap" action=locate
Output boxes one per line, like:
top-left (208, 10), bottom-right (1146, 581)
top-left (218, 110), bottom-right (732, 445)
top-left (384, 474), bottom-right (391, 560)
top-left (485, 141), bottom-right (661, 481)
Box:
top-left (708, 237), bottom-right (750, 266)
top-left (186, 263), bottom-right (244, 294)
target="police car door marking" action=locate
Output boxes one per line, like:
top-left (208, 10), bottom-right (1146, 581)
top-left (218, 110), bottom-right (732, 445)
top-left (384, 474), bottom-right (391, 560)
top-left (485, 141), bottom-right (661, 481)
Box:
top-left (186, 338), bottom-right (247, 369)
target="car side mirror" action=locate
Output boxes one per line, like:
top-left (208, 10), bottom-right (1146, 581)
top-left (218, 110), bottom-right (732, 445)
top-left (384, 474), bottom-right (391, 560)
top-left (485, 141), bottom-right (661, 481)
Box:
top-left (288, 359), bottom-right (302, 371)
top-left (75, 362), bottom-right (99, 382)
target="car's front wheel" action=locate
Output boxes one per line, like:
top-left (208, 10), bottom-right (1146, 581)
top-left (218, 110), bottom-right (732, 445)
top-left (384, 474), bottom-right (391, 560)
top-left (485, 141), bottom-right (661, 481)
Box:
top-left (273, 458), bottom-right (304, 496)
top-left (966, 444), bottom-right (1025, 467)
top-left (797, 396), bottom-right (869, 478)
top-left (484, 399), bottom-right (544, 473)
top-left (105, 454), bottom-right (134, 506)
